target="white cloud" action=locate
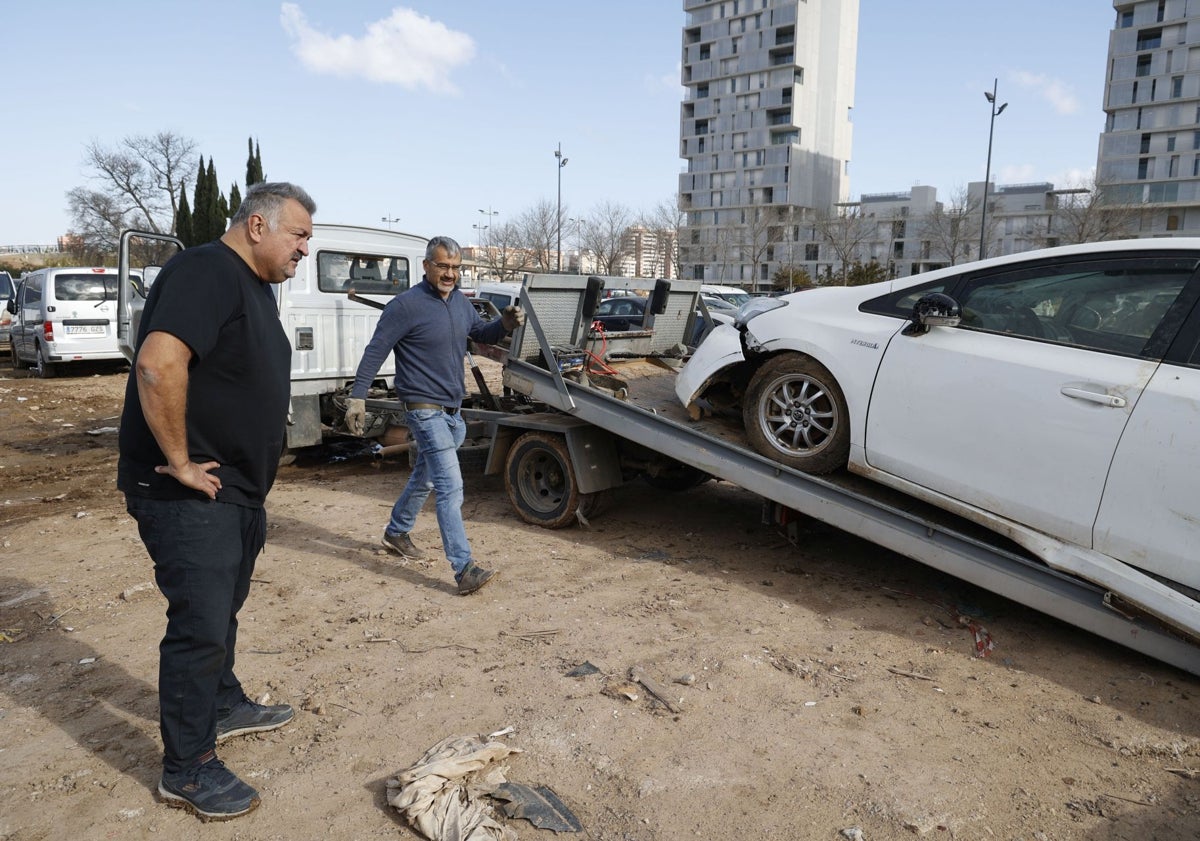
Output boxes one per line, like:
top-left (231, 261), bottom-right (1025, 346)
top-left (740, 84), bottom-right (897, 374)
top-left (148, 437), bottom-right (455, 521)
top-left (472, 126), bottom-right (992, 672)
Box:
top-left (1012, 70), bottom-right (1081, 115)
top-left (645, 62), bottom-right (684, 95)
top-left (998, 163), bottom-right (1037, 183)
top-left (280, 3), bottom-right (475, 94)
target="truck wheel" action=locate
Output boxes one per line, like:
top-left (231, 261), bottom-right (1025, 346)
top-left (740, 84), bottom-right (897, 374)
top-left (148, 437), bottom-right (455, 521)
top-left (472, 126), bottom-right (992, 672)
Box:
top-left (743, 353), bottom-right (848, 474)
top-left (34, 346), bottom-right (56, 379)
top-left (504, 431), bottom-right (600, 529)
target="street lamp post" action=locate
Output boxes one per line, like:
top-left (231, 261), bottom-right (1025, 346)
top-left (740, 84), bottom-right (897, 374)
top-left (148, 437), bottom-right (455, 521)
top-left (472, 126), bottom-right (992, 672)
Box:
top-left (979, 78), bottom-right (1008, 261)
top-left (477, 207), bottom-right (498, 280)
top-left (567, 216), bottom-right (582, 274)
top-left (555, 142), bottom-right (568, 272)
top-left (381, 215), bottom-right (400, 230)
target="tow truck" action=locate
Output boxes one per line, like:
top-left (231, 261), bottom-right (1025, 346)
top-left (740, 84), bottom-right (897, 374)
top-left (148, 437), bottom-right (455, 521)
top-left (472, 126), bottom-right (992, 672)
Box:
top-left (118, 237), bottom-right (1200, 676)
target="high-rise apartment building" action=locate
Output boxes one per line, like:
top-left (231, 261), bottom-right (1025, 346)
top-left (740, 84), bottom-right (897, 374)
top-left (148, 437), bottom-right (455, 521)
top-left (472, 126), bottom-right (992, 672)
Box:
top-left (679, 0), bottom-right (858, 289)
top-left (1098, 0), bottom-right (1200, 235)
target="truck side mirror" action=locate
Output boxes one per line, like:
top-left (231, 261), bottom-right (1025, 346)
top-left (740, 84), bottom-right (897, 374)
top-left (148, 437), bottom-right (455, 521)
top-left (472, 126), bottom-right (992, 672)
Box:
top-left (5, 299), bottom-right (15, 315)
top-left (649, 278), bottom-right (671, 315)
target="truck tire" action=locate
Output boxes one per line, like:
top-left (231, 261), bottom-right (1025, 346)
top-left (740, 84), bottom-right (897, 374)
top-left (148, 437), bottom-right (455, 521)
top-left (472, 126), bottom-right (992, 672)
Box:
top-left (504, 431), bottom-right (603, 529)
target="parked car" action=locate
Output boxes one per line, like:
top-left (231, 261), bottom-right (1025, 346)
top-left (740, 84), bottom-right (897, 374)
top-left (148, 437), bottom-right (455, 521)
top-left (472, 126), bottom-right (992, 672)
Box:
top-left (8, 267), bottom-right (134, 377)
top-left (592, 294), bottom-right (733, 345)
top-left (677, 239), bottom-right (1200, 600)
top-left (0, 271), bottom-right (14, 353)
top-left (701, 283), bottom-right (752, 308)
top-left (473, 281), bottom-right (523, 312)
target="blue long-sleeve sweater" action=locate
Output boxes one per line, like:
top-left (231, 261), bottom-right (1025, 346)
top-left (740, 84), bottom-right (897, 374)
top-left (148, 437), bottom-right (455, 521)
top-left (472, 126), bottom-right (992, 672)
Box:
top-left (350, 278), bottom-right (508, 405)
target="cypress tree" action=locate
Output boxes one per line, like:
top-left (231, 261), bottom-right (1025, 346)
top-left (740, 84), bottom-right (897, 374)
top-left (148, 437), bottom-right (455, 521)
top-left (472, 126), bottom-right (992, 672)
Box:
top-left (229, 183), bottom-right (242, 219)
top-left (192, 156), bottom-right (212, 242)
top-left (205, 159), bottom-right (224, 237)
top-left (176, 190), bottom-right (195, 247)
top-left (246, 136), bottom-right (264, 186)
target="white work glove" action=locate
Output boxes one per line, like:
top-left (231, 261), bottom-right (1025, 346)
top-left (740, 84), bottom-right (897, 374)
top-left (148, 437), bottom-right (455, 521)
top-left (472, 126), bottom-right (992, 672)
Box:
top-left (345, 397), bottom-right (366, 436)
top-left (501, 305), bottom-right (525, 331)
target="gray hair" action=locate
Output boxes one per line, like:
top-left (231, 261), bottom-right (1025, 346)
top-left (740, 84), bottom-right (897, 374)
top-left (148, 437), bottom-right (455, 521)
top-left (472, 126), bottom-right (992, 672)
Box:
top-left (231, 182), bottom-right (317, 228)
top-left (425, 236), bottom-right (461, 261)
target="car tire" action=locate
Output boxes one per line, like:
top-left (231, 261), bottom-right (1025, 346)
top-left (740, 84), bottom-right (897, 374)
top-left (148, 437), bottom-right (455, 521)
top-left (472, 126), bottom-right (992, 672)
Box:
top-left (743, 353), bottom-right (849, 475)
top-left (11, 347), bottom-right (28, 371)
top-left (34, 345), bottom-right (56, 379)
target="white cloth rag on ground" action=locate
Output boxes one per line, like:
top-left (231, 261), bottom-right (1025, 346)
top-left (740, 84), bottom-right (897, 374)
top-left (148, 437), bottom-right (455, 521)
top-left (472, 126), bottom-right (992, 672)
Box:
top-left (386, 732), bottom-right (522, 841)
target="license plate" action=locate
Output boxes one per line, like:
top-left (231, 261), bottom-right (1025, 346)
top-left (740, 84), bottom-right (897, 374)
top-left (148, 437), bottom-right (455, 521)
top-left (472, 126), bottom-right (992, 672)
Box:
top-left (65, 325), bottom-right (105, 335)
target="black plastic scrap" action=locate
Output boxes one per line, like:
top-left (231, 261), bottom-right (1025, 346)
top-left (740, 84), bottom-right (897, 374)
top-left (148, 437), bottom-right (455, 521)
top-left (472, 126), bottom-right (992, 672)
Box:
top-left (490, 783), bottom-right (583, 833)
top-left (564, 661), bottom-right (600, 678)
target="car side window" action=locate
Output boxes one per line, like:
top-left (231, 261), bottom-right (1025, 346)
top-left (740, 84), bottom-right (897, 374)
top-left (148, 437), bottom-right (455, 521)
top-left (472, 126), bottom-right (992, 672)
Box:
top-left (861, 278), bottom-right (953, 318)
top-left (318, 251), bottom-right (411, 295)
top-left (956, 258), bottom-right (1195, 358)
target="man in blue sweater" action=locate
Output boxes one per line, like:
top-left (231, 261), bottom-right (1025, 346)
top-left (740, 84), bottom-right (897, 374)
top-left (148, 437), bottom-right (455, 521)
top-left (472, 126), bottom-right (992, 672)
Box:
top-left (345, 236), bottom-right (522, 594)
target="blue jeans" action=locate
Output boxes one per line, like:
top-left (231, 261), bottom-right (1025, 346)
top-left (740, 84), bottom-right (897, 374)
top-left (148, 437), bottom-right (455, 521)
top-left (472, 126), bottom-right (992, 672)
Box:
top-left (125, 495), bottom-right (264, 773)
top-left (387, 408), bottom-right (473, 577)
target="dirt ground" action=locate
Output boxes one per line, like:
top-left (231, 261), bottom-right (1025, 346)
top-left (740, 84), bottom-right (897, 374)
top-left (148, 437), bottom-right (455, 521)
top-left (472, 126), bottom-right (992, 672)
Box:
top-left (2, 360), bottom-right (1200, 841)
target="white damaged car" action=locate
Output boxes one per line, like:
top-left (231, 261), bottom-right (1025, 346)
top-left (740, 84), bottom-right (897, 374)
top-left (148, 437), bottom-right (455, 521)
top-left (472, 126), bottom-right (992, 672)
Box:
top-left (677, 240), bottom-right (1200, 638)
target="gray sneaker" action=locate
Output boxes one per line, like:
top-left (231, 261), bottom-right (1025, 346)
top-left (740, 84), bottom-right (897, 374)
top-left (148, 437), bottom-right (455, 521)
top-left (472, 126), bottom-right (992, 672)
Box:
top-left (158, 751), bottom-right (260, 821)
top-left (456, 562), bottom-right (497, 595)
top-left (216, 695), bottom-right (295, 742)
top-left (381, 531), bottom-right (426, 560)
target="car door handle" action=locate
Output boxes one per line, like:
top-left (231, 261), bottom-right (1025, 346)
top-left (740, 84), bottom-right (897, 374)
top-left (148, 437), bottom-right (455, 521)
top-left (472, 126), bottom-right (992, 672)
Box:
top-left (1060, 386), bottom-right (1127, 408)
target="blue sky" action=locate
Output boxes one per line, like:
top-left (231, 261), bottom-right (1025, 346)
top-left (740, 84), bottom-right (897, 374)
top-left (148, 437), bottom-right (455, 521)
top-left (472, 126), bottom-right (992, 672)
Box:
top-left (0, 1), bottom-right (1115, 247)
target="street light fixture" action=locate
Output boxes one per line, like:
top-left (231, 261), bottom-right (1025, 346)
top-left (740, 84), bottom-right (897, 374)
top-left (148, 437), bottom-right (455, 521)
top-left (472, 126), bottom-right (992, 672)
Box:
top-left (555, 142), bottom-right (568, 272)
top-left (979, 78), bottom-right (1008, 261)
top-left (381, 215), bottom-right (400, 230)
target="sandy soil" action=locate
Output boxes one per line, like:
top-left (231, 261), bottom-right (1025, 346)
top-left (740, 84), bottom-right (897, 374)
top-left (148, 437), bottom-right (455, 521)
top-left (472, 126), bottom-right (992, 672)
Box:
top-left (2, 361), bottom-right (1199, 841)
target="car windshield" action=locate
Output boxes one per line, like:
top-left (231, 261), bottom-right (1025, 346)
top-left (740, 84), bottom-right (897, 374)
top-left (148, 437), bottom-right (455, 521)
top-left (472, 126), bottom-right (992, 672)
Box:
top-left (718, 291), bottom-right (752, 307)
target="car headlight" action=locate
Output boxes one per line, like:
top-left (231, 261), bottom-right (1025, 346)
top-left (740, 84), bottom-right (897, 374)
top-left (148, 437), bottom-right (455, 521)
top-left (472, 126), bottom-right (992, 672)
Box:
top-left (734, 297), bottom-right (786, 329)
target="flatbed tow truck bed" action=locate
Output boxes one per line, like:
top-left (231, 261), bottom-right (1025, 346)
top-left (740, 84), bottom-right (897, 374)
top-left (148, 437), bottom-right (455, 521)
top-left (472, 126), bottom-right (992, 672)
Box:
top-left (390, 273), bottom-right (1200, 676)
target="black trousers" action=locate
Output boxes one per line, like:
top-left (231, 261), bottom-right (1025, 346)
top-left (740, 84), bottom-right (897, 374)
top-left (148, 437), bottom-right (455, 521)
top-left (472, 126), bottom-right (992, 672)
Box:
top-left (125, 496), bottom-right (265, 773)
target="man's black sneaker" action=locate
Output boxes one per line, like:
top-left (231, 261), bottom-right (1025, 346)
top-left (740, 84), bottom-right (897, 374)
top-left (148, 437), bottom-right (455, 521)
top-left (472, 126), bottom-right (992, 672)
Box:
top-left (158, 751), bottom-right (260, 821)
top-left (381, 531), bottom-right (426, 560)
top-left (456, 562), bottom-right (497, 595)
top-left (216, 696), bottom-right (295, 742)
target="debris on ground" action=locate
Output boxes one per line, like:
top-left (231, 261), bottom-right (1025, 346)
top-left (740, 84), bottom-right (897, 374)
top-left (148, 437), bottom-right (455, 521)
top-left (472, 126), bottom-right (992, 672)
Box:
top-left (386, 730), bottom-right (522, 841)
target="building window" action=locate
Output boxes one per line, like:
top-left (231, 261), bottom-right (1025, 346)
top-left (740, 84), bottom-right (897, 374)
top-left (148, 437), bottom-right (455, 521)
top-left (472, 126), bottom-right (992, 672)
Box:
top-left (1168, 214), bottom-right (1180, 230)
top-left (1137, 55), bottom-right (1152, 77)
top-left (1171, 155), bottom-right (1180, 177)
top-left (1137, 28), bottom-right (1163, 50)
top-left (1142, 133), bottom-right (1152, 153)
top-left (1138, 157), bottom-right (1151, 179)
top-left (1120, 9), bottom-right (1133, 28)
top-left (699, 43), bottom-right (711, 60)
top-left (1173, 76), bottom-right (1184, 98)
top-left (1168, 135), bottom-right (1177, 151)
top-left (805, 243), bottom-right (819, 261)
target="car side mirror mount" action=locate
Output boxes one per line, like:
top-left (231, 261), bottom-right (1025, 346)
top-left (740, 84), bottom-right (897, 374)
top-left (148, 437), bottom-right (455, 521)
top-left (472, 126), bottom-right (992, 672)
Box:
top-left (903, 292), bottom-right (962, 336)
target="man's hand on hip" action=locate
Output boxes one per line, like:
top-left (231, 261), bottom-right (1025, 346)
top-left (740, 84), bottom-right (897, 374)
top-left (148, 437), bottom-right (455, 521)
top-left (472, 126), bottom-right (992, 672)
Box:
top-left (155, 460), bottom-right (222, 499)
top-left (345, 397), bottom-right (367, 436)
top-left (501, 305), bottom-right (525, 331)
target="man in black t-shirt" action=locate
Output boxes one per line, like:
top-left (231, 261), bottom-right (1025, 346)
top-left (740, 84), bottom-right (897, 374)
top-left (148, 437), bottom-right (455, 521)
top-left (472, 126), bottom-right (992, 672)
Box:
top-left (118, 182), bottom-right (315, 822)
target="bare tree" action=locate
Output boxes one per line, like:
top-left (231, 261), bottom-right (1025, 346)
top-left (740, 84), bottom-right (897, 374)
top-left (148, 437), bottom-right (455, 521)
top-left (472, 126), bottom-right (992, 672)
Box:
top-left (513, 200), bottom-right (560, 272)
top-left (66, 131), bottom-right (196, 259)
top-left (643, 196), bottom-right (686, 278)
top-left (919, 185), bottom-right (977, 266)
top-left (1050, 176), bottom-right (1140, 244)
top-left (580, 201), bottom-right (635, 275)
top-left (735, 206), bottom-right (785, 291)
top-left (483, 220), bottom-right (536, 280)
top-left (812, 207), bottom-right (874, 285)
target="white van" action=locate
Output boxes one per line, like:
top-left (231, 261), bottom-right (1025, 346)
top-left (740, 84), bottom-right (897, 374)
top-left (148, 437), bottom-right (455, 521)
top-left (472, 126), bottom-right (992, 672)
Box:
top-left (118, 225), bottom-right (429, 448)
top-left (8, 267), bottom-right (136, 377)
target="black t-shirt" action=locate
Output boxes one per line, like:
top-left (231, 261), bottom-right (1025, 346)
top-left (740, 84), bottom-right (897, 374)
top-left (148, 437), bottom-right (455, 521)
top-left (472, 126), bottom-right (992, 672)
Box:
top-left (117, 241), bottom-right (292, 507)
